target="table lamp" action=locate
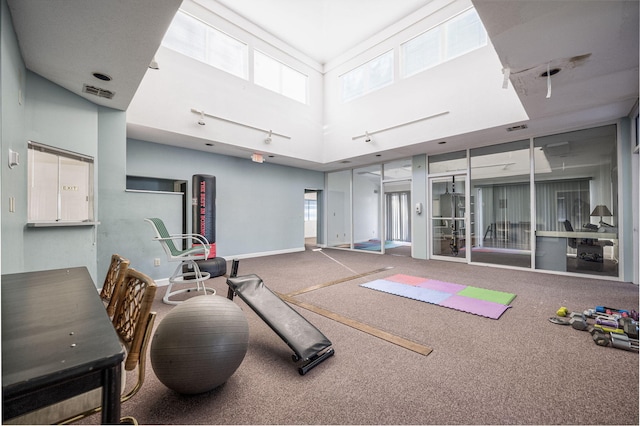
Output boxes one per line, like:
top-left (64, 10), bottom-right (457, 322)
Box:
top-left (590, 205), bottom-right (612, 226)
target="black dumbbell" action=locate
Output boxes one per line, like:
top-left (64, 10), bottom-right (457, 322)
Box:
top-left (569, 312), bottom-right (588, 331)
top-left (619, 317), bottom-right (639, 339)
top-left (590, 327), bottom-right (611, 347)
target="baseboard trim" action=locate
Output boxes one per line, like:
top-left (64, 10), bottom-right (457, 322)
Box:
top-left (220, 246), bottom-right (305, 261)
top-left (155, 277), bottom-right (170, 287)
top-left (153, 247), bottom-right (306, 286)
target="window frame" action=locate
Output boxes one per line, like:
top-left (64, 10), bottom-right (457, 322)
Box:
top-left (253, 49), bottom-right (309, 104)
top-left (162, 10), bottom-right (249, 80)
top-left (340, 50), bottom-right (395, 103)
top-left (27, 141), bottom-right (95, 226)
top-left (400, 7), bottom-right (487, 79)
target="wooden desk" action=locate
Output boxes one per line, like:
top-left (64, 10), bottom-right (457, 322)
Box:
top-left (2, 267), bottom-right (125, 424)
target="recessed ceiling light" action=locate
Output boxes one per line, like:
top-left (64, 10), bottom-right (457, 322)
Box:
top-left (92, 72), bottom-right (112, 82)
top-left (340, 160), bottom-right (351, 164)
top-left (540, 68), bottom-right (561, 77)
top-left (438, 141), bottom-right (447, 145)
top-left (205, 143), bottom-right (214, 146)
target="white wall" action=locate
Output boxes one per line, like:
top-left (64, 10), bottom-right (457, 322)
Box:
top-left (322, 0), bottom-right (528, 163)
top-left (127, 0), bottom-right (325, 164)
top-left (129, 0), bottom-right (527, 167)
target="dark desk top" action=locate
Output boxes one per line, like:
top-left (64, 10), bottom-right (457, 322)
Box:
top-left (2, 267), bottom-right (124, 398)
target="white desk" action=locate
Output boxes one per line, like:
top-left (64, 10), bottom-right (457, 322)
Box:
top-left (535, 230), bottom-right (617, 239)
top-left (535, 231), bottom-right (617, 272)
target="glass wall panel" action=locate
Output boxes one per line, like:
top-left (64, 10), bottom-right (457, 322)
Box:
top-left (385, 190), bottom-right (410, 242)
top-left (428, 150), bottom-right (467, 174)
top-left (383, 159), bottom-right (412, 180)
top-left (353, 165), bottom-right (382, 252)
top-left (326, 170), bottom-right (352, 248)
top-left (534, 125), bottom-right (618, 277)
top-left (430, 174), bottom-right (466, 258)
top-left (470, 140), bottom-right (531, 268)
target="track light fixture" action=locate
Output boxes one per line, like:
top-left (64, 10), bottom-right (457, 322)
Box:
top-left (190, 108), bottom-right (291, 139)
top-left (149, 57), bottom-right (159, 70)
top-left (364, 131), bottom-right (372, 143)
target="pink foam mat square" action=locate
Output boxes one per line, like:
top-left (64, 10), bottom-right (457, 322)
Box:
top-left (385, 274), bottom-right (429, 285)
top-left (415, 279), bottom-right (467, 294)
top-left (438, 295), bottom-right (511, 319)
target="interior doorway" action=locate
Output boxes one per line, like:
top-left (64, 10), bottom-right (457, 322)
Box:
top-left (304, 190), bottom-right (321, 247)
top-left (429, 173), bottom-right (468, 262)
top-left (382, 180), bottom-right (412, 256)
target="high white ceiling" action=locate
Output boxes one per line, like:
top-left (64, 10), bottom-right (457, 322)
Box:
top-left (213, 0), bottom-right (432, 64)
top-left (6, 0), bottom-right (639, 171)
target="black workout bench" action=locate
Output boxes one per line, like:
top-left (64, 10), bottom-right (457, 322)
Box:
top-left (226, 259), bottom-right (335, 375)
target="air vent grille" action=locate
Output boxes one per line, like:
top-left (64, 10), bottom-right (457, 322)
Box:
top-left (506, 124), bottom-right (528, 132)
top-left (83, 84), bottom-right (114, 99)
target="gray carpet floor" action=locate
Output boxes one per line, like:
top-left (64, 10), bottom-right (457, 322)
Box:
top-left (88, 246), bottom-right (638, 425)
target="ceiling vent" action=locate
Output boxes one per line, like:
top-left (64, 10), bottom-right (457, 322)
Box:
top-left (82, 84), bottom-right (114, 99)
top-left (506, 124), bottom-right (528, 132)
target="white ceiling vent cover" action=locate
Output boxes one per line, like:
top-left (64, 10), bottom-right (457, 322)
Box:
top-left (82, 84), bottom-right (115, 99)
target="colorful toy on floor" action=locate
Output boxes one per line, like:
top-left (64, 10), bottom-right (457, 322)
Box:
top-left (620, 317), bottom-right (639, 339)
top-left (610, 333), bottom-right (639, 352)
top-left (552, 305), bottom-right (639, 354)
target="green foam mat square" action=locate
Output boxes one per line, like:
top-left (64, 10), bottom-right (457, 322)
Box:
top-left (457, 286), bottom-right (516, 305)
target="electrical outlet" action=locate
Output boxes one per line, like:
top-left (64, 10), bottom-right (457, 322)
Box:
top-left (154, 258), bottom-right (161, 267)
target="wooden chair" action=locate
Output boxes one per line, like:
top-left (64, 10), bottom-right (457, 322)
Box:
top-left (100, 254), bottom-right (130, 317)
top-left (145, 217), bottom-right (215, 304)
top-left (7, 269), bottom-right (157, 425)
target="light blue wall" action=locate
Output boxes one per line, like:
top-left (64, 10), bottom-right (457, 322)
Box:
top-left (96, 108), bottom-right (184, 283)
top-left (22, 73), bottom-right (99, 279)
top-left (618, 118), bottom-right (633, 281)
top-left (1, 0), bottom-right (26, 275)
top-left (412, 155), bottom-right (427, 259)
top-left (126, 139), bottom-right (324, 272)
top-left (1, 0), bottom-right (101, 280)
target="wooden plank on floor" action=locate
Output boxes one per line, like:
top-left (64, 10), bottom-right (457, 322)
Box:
top-left (285, 266), bottom-right (394, 297)
top-left (280, 294), bottom-right (433, 357)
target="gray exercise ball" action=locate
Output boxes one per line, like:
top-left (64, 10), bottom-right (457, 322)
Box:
top-left (150, 295), bottom-right (249, 394)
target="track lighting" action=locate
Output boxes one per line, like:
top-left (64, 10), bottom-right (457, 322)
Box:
top-left (189, 108), bottom-right (291, 139)
top-left (351, 111), bottom-right (449, 141)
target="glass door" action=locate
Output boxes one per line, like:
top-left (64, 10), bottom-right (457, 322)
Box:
top-left (430, 174), bottom-right (467, 260)
top-left (353, 165), bottom-right (382, 252)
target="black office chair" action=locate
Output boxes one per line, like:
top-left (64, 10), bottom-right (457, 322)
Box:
top-left (564, 220), bottom-right (578, 248)
top-left (564, 220), bottom-right (605, 270)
